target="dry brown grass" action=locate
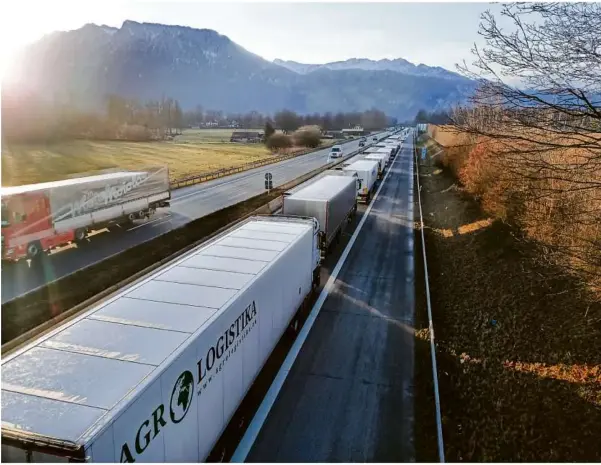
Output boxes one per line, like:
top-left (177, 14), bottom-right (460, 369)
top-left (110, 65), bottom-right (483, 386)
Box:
top-left (428, 125), bottom-right (601, 296)
top-left (414, 149), bottom-right (601, 461)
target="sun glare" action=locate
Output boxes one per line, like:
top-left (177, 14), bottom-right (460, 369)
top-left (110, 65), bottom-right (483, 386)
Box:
top-left (0, 1), bottom-right (114, 81)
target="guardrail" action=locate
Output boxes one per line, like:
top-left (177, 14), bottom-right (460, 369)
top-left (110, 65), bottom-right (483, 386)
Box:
top-left (169, 139), bottom-right (354, 190)
top-left (413, 129), bottom-right (446, 463)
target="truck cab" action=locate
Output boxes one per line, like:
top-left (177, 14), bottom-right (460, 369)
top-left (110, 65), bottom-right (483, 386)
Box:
top-left (1, 193), bottom-right (62, 261)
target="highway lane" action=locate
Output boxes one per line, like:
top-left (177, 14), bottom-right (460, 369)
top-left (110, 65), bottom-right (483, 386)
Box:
top-left (1, 135), bottom-right (385, 303)
top-left (240, 132), bottom-right (415, 462)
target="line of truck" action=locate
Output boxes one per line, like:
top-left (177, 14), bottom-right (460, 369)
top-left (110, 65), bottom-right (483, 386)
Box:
top-left (0, 134), bottom-right (389, 265)
top-left (0, 130), bottom-right (405, 463)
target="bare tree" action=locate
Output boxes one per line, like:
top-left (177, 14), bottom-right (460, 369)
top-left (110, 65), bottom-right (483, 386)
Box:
top-left (451, 2), bottom-right (601, 290)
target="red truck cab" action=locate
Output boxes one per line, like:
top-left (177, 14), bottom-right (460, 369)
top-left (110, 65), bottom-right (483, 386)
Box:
top-left (1, 191), bottom-right (74, 261)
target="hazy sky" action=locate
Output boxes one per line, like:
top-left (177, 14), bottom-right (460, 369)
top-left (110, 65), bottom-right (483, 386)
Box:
top-left (1, 1), bottom-right (505, 76)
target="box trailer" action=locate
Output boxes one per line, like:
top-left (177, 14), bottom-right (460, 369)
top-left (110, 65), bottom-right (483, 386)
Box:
top-left (283, 176), bottom-right (357, 254)
top-left (364, 154), bottom-right (387, 178)
top-left (322, 169), bottom-right (360, 194)
top-left (340, 152), bottom-right (368, 169)
top-left (384, 139), bottom-right (400, 150)
top-left (1, 167), bottom-right (170, 261)
top-left (343, 160), bottom-right (379, 204)
top-left (1, 215), bottom-right (321, 463)
top-left (376, 147), bottom-right (395, 163)
top-left (363, 146), bottom-right (382, 154)
top-left (283, 169), bottom-right (358, 198)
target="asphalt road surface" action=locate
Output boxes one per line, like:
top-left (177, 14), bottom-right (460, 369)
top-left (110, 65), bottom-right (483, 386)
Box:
top-left (1, 136), bottom-right (384, 303)
top-left (243, 133), bottom-right (415, 462)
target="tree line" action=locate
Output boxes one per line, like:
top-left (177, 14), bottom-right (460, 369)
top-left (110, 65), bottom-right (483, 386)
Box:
top-left (1, 90), bottom-right (393, 144)
top-left (183, 107), bottom-right (392, 132)
top-left (413, 109), bottom-right (452, 125)
top-left (1, 92), bottom-right (187, 143)
top-left (442, 2), bottom-right (601, 293)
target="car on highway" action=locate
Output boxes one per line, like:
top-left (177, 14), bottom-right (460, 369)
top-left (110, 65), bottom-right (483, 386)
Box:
top-left (358, 140), bottom-right (366, 147)
top-left (328, 145), bottom-right (344, 160)
top-left (372, 136), bottom-right (378, 142)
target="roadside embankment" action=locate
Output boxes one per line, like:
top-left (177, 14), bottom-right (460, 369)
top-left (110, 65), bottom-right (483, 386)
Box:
top-left (413, 133), bottom-right (601, 461)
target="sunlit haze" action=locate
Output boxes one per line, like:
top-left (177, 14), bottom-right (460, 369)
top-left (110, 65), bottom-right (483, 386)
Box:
top-left (0, 1), bottom-right (505, 80)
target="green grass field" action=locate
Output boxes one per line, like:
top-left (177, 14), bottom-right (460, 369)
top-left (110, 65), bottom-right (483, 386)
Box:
top-left (1, 129), bottom-right (275, 186)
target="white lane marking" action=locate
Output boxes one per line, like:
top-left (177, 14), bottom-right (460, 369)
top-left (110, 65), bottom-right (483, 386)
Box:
top-left (230, 134), bottom-right (401, 463)
top-left (151, 217), bottom-right (174, 228)
top-left (126, 215), bottom-right (172, 231)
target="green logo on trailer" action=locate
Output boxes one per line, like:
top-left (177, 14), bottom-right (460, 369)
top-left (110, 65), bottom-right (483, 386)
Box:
top-left (120, 302), bottom-right (258, 462)
top-left (170, 370), bottom-right (194, 423)
top-left (120, 370), bottom-right (194, 462)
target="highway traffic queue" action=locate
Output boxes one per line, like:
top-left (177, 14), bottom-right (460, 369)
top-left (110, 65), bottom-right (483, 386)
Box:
top-left (0, 129), bottom-right (409, 463)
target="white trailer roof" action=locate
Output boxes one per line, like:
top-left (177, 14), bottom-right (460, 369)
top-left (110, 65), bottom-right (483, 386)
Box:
top-left (1, 217), bottom-right (313, 446)
top-left (287, 175), bottom-right (355, 202)
top-left (365, 153), bottom-right (387, 160)
top-left (284, 169), bottom-right (354, 196)
top-left (1, 171), bottom-right (149, 197)
top-left (344, 160), bottom-right (379, 172)
top-left (323, 169), bottom-right (357, 177)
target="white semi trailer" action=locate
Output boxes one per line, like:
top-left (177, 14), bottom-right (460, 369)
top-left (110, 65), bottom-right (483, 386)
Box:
top-left (1, 168), bottom-right (170, 261)
top-left (1, 215), bottom-right (321, 463)
top-left (283, 169), bottom-right (358, 198)
top-left (283, 175), bottom-right (357, 254)
top-left (343, 159), bottom-right (379, 204)
top-left (376, 147), bottom-right (395, 164)
top-left (364, 153), bottom-right (388, 178)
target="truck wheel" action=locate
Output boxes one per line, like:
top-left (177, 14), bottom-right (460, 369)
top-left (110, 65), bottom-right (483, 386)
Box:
top-left (366, 192), bottom-right (371, 204)
top-left (27, 241), bottom-right (42, 260)
top-left (74, 228), bottom-right (87, 244)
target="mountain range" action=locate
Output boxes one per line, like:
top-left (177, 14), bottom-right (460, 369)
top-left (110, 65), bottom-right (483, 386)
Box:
top-left (273, 58), bottom-right (466, 81)
top-left (8, 21), bottom-right (476, 120)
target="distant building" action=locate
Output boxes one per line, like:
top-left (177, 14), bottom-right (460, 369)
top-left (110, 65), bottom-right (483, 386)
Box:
top-left (341, 126), bottom-right (367, 137)
top-left (230, 131), bottom-right (264, 143)
top-left (324, 130), bottom-right (344, 139)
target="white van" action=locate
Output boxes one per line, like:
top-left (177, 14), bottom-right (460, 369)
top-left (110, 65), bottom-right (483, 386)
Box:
top-left (328, 145), bottom-right (344, 161)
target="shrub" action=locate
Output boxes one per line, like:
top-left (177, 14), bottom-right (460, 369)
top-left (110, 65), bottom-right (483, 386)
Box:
top-left (264, 121), bottom-right (275, 141)
top-left (431, 124), bottom-right (601, 294)
top-left (117, 124), bottom-right (153, 141)
top-left (292, 125), bottom-right (322, 148)
top-left (265, 133), bottom-right (293, 152)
